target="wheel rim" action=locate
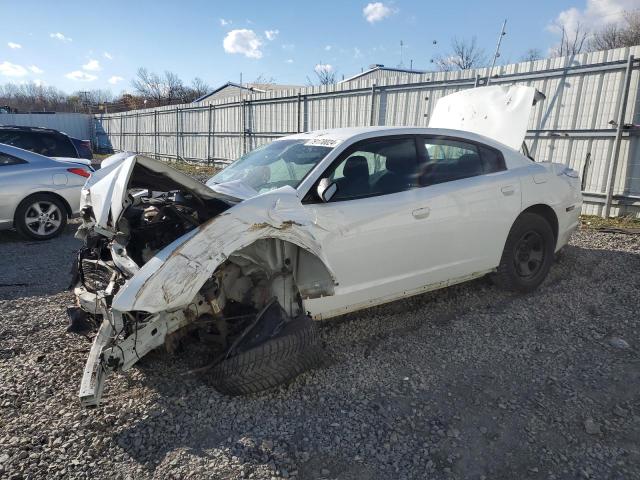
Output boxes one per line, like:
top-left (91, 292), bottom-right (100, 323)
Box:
top-left (513, 230), bottom-right (545, 278)
top-left (24, 201), bottom-right (62, 236)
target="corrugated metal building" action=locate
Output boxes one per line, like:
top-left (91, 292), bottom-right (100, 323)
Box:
top-left (340, 64), bottom-right (427, 85)
top-left (195, 82), bottom-right (303, 104)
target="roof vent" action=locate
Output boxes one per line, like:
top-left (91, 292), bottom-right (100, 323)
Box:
top-left (369, 64), bottom-right (384, 69)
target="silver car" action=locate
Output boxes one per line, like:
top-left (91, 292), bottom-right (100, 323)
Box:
top-left (0, 143), bottom-right (93, 240)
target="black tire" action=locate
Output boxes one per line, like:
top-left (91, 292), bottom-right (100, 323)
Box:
top-left (15, 193), bottom-right (68, 240)
top-left (491, 212), bottom-right (555, 293)
top-left (207, 316), bottom-right (323, 396)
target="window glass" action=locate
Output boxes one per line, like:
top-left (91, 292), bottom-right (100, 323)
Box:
top-left (0, 153), bottom-right (27, 166)
top-left (209, 140), bottom-right (332, 193)
top-left (324, 137), bottom-right (419, 201)
top-left (421, 138), bottom-right (498, 186)
top-left (40, 134), bottom-right (77, 157)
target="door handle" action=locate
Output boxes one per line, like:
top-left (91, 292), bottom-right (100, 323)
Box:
top-left (501, 185), bottom-right (515, 196)
top-left (412, 207), bottom-right (430, 219)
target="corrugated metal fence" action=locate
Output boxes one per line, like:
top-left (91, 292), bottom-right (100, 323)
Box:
top-left (0, 113), bottom-right (94, 141)
top-left (97, 46), bottom-right (640, 217)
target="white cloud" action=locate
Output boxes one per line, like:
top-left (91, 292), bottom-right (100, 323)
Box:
top-left (33, 79), bottom-right (45, 87)
top-left (265, 29), bottom-right (279, 41)
top-left (103, 51), bottom-right (113, 60)
top-left (325, 45), bottom-right (332, 51)
top-left (0, 61), bottom-right (28, 77)
top-left (108, 75), bottom-right (124, 85)
top-left (82, 59), bottom-right (101, 71)
top-left (314, 63), bottom-right (334, 74)
top-left (285, 58), bottom-right (294, 63)
top-left (363, 2), bottom-right (394, 23)
top-left (281, 43), bottom-right (295, 51)
top-left (548, 0), bottom-right (636, 35)
top-left (220, 18), bottom-right (231, 26)
top-left (28, 65), bottom-right (43, 74)
top-left (223, 29), bottom-right (263, 59)
top-left (65, 70), bottom-right (97, 81)
top-left (50, 32), bottom-right (72, 42)
top-left (354, 47), bottom-right (362, 58)
top-left (8, 42), bottom-right (21, 49)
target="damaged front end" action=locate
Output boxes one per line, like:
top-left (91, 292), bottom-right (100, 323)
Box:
top-left (70, 154), bottom-right (336, 407)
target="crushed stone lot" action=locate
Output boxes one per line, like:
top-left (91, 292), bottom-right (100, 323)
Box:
top-left (0, 223), bottom-right (639, 479)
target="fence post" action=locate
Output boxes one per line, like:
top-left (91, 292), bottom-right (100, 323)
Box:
top-left (603, 54), bottom-right (635, 218)
top-left (207, 104), bottom-right (213, 164)
top-left (296, 93), bottom-right (302, 133)
top-left (212, 105), bottom-right (216, 161)
top-left (175, 107), bottom-right (180, 161)
top-left (135, 112), bottom-right (139, 153)
top-left (369, 83), bottom-right (377, 126)
top-left (241, 99), bottom-right (247, 155)
top-left (154, 110), bottom-right (158, 159)
top-left (119, 114), bottom-right (124, 152)
top-left (303, 95), bottom-right (308, 132)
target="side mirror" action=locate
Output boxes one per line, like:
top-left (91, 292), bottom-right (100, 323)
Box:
top-left (317, 178), bottom-right (337, 203)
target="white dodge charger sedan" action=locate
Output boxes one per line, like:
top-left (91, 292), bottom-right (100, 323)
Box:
top-left (69, 86), bottom-right (581, 406)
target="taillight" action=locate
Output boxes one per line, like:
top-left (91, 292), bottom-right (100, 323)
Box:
top-left (68, 167), bottom-right (91, 178)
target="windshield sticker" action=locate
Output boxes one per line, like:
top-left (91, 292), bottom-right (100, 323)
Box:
top-left (304, 138), bottom-right (341, 147)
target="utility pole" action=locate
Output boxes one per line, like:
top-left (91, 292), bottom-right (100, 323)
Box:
top-left (487, 19), bottom-right (507, 85)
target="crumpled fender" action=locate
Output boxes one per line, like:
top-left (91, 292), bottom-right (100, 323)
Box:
top-left (112, 186), bottom-right (336, 313)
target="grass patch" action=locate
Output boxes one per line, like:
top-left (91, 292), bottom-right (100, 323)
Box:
top-left (581, 214), bottom-right (640, 230)
top-left (162, 161), bottom-right (220, 177)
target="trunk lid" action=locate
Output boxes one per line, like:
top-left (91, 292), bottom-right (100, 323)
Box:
top-left (429, 85), bottom-right (541, 150)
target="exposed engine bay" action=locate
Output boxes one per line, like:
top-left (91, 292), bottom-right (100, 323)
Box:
top-left (68, 155), bottom-right (334, 406)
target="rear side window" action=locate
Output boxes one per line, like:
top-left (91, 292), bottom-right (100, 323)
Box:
top-left (0, 131), bottom-right (77, 158)
top-left (0, 153), bottom-right (27, 166)
top-left (39, 134), bottom-right (78, 157)
top-left (420, 138), bottom-right (505, 186)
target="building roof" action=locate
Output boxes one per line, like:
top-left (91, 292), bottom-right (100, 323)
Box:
top-left (194, 82), bottom-right (303, 103)
top-left (339, 65), bottom-right (427, 84)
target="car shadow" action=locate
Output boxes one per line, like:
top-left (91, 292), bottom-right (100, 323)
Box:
top-left (0, 222), bottom-right (82, 300)
top-left (107, 241), bottom-right (640, 478)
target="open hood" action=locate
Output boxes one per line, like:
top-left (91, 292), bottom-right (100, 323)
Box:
top-left (429, 85), bottom-right (541, 150)
top-left (81, 153), bottom-right (237, 231)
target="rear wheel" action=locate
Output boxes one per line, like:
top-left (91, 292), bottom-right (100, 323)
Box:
top-left (491, 213), bottom-right (555, 293)
top-left (15, 194), bottom-right (68, 240)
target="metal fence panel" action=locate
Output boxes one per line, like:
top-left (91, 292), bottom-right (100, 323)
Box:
top-left (0, 113), bottom-right (93, 140)
top-left (96, 46), bottom-right (640, 216)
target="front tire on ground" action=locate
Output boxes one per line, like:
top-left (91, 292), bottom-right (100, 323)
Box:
top-left (15, 194), bottom-right (68, 240)
top-left (207, 315), bottom-right (323, 396)
top-left (491, 212), bottom-right (555, 293)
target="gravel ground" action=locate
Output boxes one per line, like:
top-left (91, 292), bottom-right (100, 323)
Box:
top-left (0, 223), bottom-right (639, 479)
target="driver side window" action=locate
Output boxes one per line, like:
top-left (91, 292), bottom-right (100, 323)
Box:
top-left (323, 137), bottom-right (419, 202)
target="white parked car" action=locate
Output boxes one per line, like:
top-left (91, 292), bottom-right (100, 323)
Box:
top-left (69, 86), bottom-right (581, 406)
top-left (0, 143), bottom-right (93, 240)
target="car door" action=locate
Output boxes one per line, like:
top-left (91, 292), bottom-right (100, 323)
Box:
top-left (302, 135), bottom-right (443, 318)
top-left (0, 152), bottom-right (30, 226)
top-left (412, 135), bottom-right (522, 280)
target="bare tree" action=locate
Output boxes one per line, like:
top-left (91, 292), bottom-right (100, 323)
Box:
top-left (521, 48), bottom-right (543, 62)
top-left (434, 37), bottom-right (487, 71)
top-left (191, 77), bottom-right (211, 99)
top-left (590, 11), bottom-right (640, 50)
top-left (307, 63), bottom-right (337, 86)
top-left (131, 68), bottom-right (164, 103)
top-left (252, 74), bottom-right (276, 85)
top-left (551, 22), bottom-right (589, 57)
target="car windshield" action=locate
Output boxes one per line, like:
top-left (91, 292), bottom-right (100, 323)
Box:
top-left (209, 140), bottom-right (332, 193)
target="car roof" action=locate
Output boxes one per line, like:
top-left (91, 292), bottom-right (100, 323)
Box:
top-left (0, 125), bottom-right (67, 136)
top-left (278, 126), bottom-right (519, 153)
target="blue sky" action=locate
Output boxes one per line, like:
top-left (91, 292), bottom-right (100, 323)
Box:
top-left (1, 0), bottom-right (638, 93)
